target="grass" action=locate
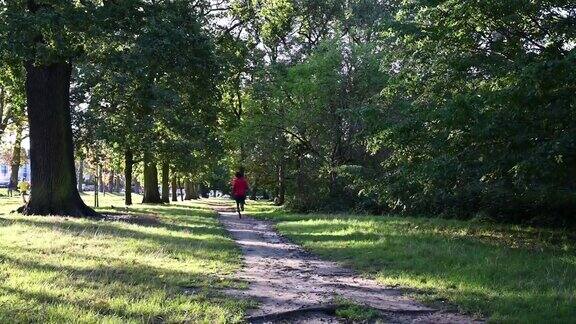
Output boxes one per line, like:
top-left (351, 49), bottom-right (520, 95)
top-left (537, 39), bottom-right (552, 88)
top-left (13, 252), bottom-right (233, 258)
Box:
top-left (0, 193), bottom-right (250, 323)
top-left (246, 203), bottom-right (576, 323)
top-left (2, 193), bottom-right (575, 323)
top-left (333, 298), bottom-right (380, 322)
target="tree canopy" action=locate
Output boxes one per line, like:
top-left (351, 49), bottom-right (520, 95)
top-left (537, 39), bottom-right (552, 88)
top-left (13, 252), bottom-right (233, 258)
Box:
top-left (0, 0), bottom-right (574, 224)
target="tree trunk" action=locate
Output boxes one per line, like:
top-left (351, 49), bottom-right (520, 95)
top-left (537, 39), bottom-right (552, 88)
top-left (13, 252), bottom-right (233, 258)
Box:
top-left (178, 179), bottom-right (184, 201)
top-left (77, 159), bottom-right (84, 193)
top-left (200, 183), bottom-right (209, 198)
top-left (190, 183), bottom-right (199, 199)
top-left (184, 179), bottom-right (192, 200)
top-left (0, 86), bottom-right (4, 137)
top-left (276, 161), bottom-right (286, 205)
top-left (22, 62), bottom-right (99, 217)
top-left (250, 179), bottom-right (257, 201)
top-left (142, 151), bottom-right (161, 203)
top-left (108, 170), bottom-right (114, 193)
top-left (9, 123), bottom-right (23, 189)
top-left (161, 162), bottom-right (169, 203)
top-left (124, 149), bottom-right (133, 205)
top-left (171, 176), bottom-right (178, 201)
top-left (0, 85), bottom-right (12, 139)
top-left (94, 169), bottom-right (99, 208)
top-left (115, 174), bottom-right (122, 192)
top-left (134, 180), bottom-right (141, 194)
top-left (98, 165), bottom-right (105, 195)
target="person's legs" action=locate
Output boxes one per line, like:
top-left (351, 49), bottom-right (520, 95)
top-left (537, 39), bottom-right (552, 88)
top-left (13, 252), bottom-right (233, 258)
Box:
top-left (240, 197), bottom-right (245, 211)
top-left (235, 197), bottom-right (242, 218)
top-left (21, 191), bottom-right (27, 204)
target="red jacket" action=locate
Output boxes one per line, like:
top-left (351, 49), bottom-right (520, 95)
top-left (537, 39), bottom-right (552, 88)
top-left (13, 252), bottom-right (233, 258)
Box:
top-left (232, 177), bottom-right (249, 197)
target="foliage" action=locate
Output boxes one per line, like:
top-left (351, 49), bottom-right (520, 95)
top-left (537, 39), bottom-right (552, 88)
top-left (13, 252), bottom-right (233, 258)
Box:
top-left (364, 0), bottom-right (576, 220)
top-left (220, 0), bottom-right (576, 224)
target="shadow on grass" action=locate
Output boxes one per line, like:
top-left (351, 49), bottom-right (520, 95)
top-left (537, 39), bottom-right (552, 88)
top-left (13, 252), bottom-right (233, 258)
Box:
top-left (0, 251), bottom-right (245, 321)
top-left (279, 223), bottom-right (576, 322)
top-left (5, 217), bottom-right (232, 259)
top-left (0, 201), bottom-right (250, 322)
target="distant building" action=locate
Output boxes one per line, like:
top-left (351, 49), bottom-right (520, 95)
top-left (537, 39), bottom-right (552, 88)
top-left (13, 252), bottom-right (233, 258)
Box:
top-left (0, 164), bottom-right (30, 186)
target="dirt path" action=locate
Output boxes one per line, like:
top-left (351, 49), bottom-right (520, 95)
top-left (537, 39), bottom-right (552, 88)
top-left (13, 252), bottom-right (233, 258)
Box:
top-left (214, 204), bottom-right (480, 323)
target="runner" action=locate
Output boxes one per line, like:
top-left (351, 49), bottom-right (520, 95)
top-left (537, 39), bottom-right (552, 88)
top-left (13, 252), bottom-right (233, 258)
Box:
top-left (231, 171), bottom-right (249, 218)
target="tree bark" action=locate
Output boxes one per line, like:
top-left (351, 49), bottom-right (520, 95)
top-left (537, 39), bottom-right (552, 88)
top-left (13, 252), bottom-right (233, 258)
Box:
top-left (94, 168), bottom-right (99, 208)
top-left (0, 85), bottom-right (12, 139)
top-left (98, 165), bottom-right (104, 195)
top-left (22, 62), bottom-right (99, 217)
top-left (115, 174), bottom-right (121, 192)
top-left (9, 123), bottom-right (23, 189)
top-left (0, 86), bottom-right (4, 136)
top-left (161, 162), bottom-right (169, 203)
top-left (108, 170), bottom-right (114, 193)
top-left (184, 179), bottom-right (192, 200)
top-left (200, 183), bottom-right (210, 198)
top-left (124, 149), bottom-right (133, 205)
top-left (178, 179), bottom-right (184, 201)
top-left (77, 159), bottom-right (84, 193)
top-left (276, 161), bottom-right (286, 205)
top-left (250, 179), bottom-right (257, 201)
top-left (171, 176), bottom-right (178, 201)
top-left (142, 151), bottom-right (162, 203)
top-left (190, 183), bottom-right (199, 199)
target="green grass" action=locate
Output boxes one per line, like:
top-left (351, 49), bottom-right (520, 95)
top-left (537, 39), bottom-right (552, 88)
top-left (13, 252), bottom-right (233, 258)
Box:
top-left (334, 298), bottom-right (380, 322)
top-left (0, 193), bottom-right (250, 323)
top-left (247, 204), bottom-right (576, 323)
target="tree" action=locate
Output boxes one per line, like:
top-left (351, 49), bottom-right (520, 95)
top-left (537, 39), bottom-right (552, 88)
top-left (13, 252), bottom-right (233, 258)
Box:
top-left (366, 0), bottom-right (576, 219)
top-left (0, 1), bottom-right (117, 216)
top-left (70, 1), bottom-right (219, 205)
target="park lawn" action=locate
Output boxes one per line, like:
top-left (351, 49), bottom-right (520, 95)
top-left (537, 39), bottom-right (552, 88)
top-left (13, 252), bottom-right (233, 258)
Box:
top-left (0, 193), bottom-right (250, 323)
top-left (247, 203), bottom-right (576, 323)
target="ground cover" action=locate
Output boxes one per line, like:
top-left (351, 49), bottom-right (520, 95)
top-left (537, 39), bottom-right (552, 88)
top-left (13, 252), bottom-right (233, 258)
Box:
top-left (0, 194), bottom-right (249, 323)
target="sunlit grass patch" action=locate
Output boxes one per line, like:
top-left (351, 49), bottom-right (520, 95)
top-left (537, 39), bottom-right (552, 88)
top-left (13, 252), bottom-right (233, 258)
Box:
top-left (251, 206), bottom-right (576, 323)
top-left (0, 194), bottom-right (249, 323)
top-left (243, 199), bottom-right (283, 214)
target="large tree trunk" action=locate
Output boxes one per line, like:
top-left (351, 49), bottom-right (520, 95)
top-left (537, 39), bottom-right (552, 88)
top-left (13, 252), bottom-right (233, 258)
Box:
top-left (142, 151), bottom-right (162, 203)
top-left (161, 162), bottom-right (169, 203)
top-left (171, 176), bottom-right (178, 202)
top-left (124, 149), bottom-right (133, 205)
top-left (9, 123), bottom-right (23, 189)
top-left (22, 62), bottom-right (99, 217)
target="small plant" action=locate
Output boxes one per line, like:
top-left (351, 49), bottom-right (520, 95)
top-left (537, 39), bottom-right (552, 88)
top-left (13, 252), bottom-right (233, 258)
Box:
top-left (335, 298), bottom-right (380, 322)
